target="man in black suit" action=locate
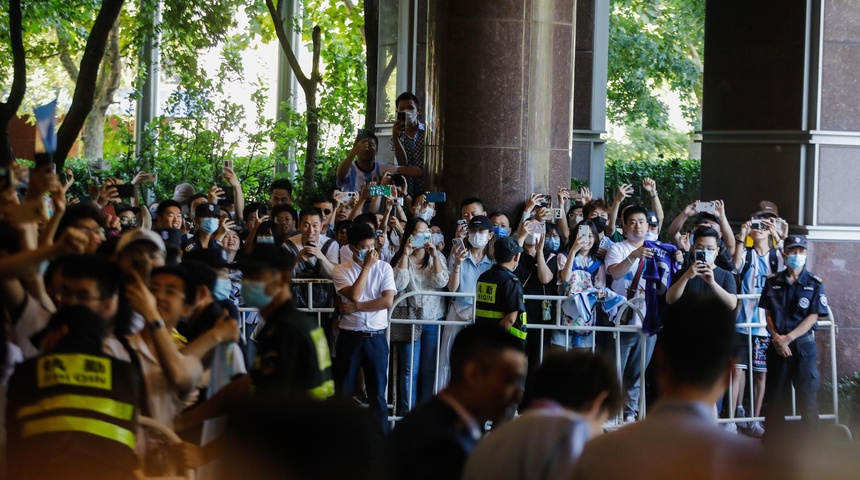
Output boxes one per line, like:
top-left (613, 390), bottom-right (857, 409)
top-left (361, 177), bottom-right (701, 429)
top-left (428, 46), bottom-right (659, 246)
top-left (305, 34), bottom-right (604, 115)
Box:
top-left (387, 324), bottom-right (527, 480)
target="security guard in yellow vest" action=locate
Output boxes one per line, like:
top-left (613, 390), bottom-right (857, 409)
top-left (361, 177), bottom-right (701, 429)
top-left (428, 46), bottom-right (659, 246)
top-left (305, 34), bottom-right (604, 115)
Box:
top-left (475, 236), bottom-right (527, 345)
top-left (6, 306), bottom-right (142, 480)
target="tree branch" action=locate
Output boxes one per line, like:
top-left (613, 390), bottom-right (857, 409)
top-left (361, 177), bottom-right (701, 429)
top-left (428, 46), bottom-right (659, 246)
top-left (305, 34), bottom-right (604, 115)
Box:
top-left (94, 20), bottom-right (122, 111)
top-left (265, 0), bottom-right (310, 92)
top-left (310, 26), bottom-right (321, 84)
top-left (57, 29), bottom-right (80, 82)
top-left (54, 0), bottom-right (125, 170)
top-left (0, 0), bottom-right (25, 124)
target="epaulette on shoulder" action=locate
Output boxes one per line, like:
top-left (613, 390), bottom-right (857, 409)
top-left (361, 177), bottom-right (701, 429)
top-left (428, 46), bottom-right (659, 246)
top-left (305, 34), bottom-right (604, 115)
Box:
top-left (810, 274), bottom-right (824, 284)
top-left (766, 273), bottom-right (777, 279)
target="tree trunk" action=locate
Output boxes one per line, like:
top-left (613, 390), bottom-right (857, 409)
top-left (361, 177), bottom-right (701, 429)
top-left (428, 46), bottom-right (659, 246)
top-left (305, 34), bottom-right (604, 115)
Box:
top-left (303, 104), bottom-right (319, 195)
top-left (54, 0), bottom-right (125, 173)
top-left (0, 0), bottom-right (25, 167)
top-left (82, 20), bottom-right (122, 161)
top-left (363, 0), bottom-right (378, 129)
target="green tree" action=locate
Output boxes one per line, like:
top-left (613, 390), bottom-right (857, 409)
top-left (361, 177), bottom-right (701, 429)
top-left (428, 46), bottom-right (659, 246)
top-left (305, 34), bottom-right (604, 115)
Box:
top-left (608, 0), bottom-right (704, 130)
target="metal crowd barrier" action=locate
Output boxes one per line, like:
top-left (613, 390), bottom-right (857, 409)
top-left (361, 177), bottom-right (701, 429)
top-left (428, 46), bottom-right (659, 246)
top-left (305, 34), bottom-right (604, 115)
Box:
top-left (233, 282), bottom-right (841, 430)
top-left (720, 293), bottom-right (839, 426)
top-left (386, 291), bottom-right (647, 426)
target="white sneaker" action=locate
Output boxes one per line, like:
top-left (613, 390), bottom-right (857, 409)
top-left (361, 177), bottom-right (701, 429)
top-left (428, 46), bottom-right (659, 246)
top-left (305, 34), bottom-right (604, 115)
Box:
top-left (720, 421), bottom-right (738, 434)
top-left (748, 421), bottom-right (765, 438)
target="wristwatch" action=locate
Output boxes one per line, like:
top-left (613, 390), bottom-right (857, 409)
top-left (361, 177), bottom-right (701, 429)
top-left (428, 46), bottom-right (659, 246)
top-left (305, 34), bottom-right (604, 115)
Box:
top-left (149, 319), bottom-right (165, 331)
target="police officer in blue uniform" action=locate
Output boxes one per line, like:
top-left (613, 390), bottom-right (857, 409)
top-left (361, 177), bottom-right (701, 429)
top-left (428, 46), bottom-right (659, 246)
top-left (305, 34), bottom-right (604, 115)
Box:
top-left (759, 235), bottom-right (828, 438)
top-left (475, 236), bottom-right (527, 347)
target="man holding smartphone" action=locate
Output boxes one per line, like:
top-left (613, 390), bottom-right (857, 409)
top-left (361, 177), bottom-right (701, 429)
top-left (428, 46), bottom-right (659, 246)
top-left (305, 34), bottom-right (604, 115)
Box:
top-left (391, 92), bottom-right (426, 196)
top-left (665, 226), bottom-right (738, 309)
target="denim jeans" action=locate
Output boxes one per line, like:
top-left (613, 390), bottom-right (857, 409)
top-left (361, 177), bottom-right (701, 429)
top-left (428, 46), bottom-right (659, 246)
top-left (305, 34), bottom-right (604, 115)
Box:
top-left (396, 340), bottom-right (420, 415)
top-left (334, 330), bottom-right (390, 437)
top-left (617, 332), bottom-right (657, 418)
top-left (418, 322), bottom-right (441, 403)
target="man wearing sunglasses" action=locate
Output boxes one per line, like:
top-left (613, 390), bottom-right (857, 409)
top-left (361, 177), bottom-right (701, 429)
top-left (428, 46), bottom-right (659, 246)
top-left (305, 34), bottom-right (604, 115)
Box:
top-left (310, 194), bottom-right (337, 239)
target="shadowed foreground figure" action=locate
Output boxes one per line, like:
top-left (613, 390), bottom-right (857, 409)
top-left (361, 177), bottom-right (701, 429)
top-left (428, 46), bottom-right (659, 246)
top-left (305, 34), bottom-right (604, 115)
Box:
top-left (572, 294), bottom-right (761, 480)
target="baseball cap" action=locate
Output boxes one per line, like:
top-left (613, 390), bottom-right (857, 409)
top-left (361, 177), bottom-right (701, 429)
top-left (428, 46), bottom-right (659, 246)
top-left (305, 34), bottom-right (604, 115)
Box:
top-left (783, 235), bottom-right (808, 250)
top-left (468, 215), bottom-right (493, 231)
top-left (195, 202), bottom-right (221, 218)
top-left (494, 236), bottom-right (524, 263)
top-left (237, 244), bottom-right (296, 273)
top-left (116, 229), bottom-right (167, 255)
top-left (646, 211), bottom-right (659, 226)
top-left (173, 183), bottom-right (196, 203)
top-left (152, 228), bottom-right (183, 251)
top-left (757, 200), bottom-right (779, 217)
top-left (184, 247), bottom-right (231, 269)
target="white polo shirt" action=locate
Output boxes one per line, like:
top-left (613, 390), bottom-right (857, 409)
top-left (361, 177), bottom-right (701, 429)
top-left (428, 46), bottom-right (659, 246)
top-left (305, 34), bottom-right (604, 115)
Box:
top-left (332, 259), bottom-right (396, 331)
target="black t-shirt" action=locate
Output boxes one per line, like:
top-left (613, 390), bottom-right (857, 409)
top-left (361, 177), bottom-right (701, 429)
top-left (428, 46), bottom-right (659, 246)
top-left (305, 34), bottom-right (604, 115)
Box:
top-left (250, 300), bottom-right (334, 400)
top-left (674, 264), bottom-right (738, 296)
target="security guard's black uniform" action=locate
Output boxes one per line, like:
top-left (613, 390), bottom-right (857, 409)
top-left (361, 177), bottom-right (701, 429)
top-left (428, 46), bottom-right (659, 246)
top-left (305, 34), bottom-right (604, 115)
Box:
top-left (759, 237), bottom-right (828, 433)
top-left (6, 351), bottom-right (142, 480)
top-left (475, 264), bottom-right (527, 344)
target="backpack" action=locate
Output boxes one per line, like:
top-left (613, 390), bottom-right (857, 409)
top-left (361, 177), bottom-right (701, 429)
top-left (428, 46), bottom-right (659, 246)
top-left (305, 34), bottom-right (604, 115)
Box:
top-left (737, 247), bottom-right (779, 290)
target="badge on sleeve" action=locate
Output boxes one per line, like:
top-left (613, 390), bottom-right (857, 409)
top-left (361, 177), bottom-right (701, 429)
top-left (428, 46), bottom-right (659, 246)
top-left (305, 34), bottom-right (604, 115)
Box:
top-left (820, 294), bottom-right (829, 307)
top-left (798, 297), bottom-right (809, 309)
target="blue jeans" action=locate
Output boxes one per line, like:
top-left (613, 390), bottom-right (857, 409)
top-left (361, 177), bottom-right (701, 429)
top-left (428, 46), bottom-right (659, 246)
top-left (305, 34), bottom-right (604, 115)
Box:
top-left (334, 330), bottom-right (390, 437)
top-left (396, 340), bottom-right (420, 415)
top-left (418, 322), bottom-right (441, 403)
top-left (617, 332), bottom-right (657, 418)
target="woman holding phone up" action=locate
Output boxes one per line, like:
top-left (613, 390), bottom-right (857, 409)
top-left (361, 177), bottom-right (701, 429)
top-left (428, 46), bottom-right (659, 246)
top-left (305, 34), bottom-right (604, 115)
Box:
top-left (552, 219), bottom-right (606, 350)
top-left (391, 217), bottom-right (449, 413)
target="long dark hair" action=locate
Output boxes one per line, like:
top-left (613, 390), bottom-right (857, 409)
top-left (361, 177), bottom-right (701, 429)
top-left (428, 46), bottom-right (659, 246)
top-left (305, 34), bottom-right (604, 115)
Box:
top-left (565, 219), bottom-right (600, 260)
top-left (390, 217), bottom-right (431, 270)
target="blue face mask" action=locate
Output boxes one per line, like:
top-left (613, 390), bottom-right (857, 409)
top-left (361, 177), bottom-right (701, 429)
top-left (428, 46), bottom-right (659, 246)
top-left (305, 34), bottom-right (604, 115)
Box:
top-left (214, 278), bottom-right (232, 301)
top-left (492, 226), bottom-right (510, 239)
top-left (786, 253), bottom-right (807, 270)
top-left (200, 217), bottom-right (219, 234)
top-left (241, 279), bottom-right (273, 308)
top-left (256, 236), bottom-right (275, 244)
top-left (546, 237), bottom-right (560, 252)
top-left (355, 248), bottom-right (371, 262)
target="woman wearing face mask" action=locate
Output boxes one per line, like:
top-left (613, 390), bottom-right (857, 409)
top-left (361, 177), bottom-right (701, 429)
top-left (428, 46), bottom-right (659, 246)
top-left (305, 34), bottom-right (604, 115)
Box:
top-left (515, 215), bottom-right (555, 385)
top-left (243, 220), bottom-right (284, 255)
top-left (438, 215), bottom-right (495, 388)
top-left (553, 220), bottom-right (606, 349)
top-left (390, 218), bottom-right (450, 413)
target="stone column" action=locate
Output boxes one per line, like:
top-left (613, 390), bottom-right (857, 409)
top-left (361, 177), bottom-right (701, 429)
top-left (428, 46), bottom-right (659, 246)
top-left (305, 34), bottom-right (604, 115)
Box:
top-left (425, 0), bottom-right (576, 222)
top-left (701, 0), bottom-right (860, 377)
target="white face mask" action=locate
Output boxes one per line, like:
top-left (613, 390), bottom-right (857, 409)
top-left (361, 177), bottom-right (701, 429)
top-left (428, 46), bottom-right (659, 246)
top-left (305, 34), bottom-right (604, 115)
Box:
top-left (645, 231), bottom-right (658, 241)
top-left (417, 208), bottom-right (434, 222)
top-left (468, 232), bottom-right (489, 249)
top-left (430, 232), bottom-right (444, 245)
top-left (524, 233), bottom-right (541, 246)
top-left (390, 230), bottom-right (401, 247)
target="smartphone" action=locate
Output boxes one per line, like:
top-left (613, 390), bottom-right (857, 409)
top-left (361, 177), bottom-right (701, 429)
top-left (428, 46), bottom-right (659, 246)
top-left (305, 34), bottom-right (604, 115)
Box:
top-left (452, 237), bottom-right (465, 251)
top-left (396, 111), bottom-right (407, 124)
top-left (223, 159), bottom-right (233, 173)
top-left (577, 225), bottom-right (590, 239)
top-left (34, 152), bottom-right (54, 171)
top-left (369, 185), bottom-right (392, 197)
top-left (552, 208), bottom-right (563, 219)
top-left (258, 205), bottom-right (268, 217)
top-left (527, 221), bottom-right (547, 234)
top-left (774, 218), bottom-right (784, 230)
top-left (599, 236), bottom-right (613, 250)
top-left (695, 250), bottom-right (706, 262)
top-left (457, 219), bottom-right (468, 228)
top-left (218, 185), bottom-right (234, 203)
top-left (356, 128), bottom-right (373, 141)
top-left (695, 201), bottom-right (716, 213)
top-left (230, 220), bottom-right (245, 232)
top-left (111, 183), bottom-right (135, 198)
top-left (410, 233), bottom-right (431, 248)
top-left (536, 194), bottom-right (552, 208)
top-left (424, 192), bottom-right (447, 203)
top-left (750, 220), bottom-right (764, 231)
top-left (0, 167), bottom-right (11, 190)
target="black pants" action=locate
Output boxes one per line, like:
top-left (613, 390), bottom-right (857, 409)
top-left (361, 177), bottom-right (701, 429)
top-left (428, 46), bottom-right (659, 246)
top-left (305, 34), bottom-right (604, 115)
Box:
top-left (764, 335), bottom-right (819, 437)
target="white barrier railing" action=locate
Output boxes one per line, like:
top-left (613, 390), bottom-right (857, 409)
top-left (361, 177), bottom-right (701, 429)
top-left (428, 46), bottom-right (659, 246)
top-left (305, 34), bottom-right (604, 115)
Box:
top-left (234, 282), bottom-right (841, 430)
top-left (237, 278), bottom-right (335, 342)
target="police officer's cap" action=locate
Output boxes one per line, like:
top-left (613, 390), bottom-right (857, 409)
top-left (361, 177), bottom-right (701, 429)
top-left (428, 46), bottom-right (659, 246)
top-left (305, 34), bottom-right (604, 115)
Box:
top-left (646, 211), bottom-right (659, 226)
top-left (784, 235), bottom-right (808, 250)
top-left (195, 202), bottom-right (221, 218)
top-left (494, 236), bottom-right (524, 262)
top-left (468, 215), bottom-right (493, 231)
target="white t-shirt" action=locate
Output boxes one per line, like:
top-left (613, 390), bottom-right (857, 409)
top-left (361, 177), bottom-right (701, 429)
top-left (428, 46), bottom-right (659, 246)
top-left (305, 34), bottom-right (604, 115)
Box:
top-left (288, 233), bottom-right (341, 267)
top-left (605, 240), bottom-right (647, 326)
top-left (332, 259), bottom-right (396, 331)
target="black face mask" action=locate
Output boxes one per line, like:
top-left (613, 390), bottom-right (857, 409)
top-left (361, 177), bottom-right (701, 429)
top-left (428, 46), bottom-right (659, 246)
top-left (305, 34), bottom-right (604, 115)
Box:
top-left (591, 216), bottom-right (606, 233)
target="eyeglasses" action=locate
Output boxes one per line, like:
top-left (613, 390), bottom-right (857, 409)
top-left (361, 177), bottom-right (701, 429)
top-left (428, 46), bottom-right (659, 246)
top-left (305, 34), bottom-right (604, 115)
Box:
top-left (57, 291), bottom-right (105, 304)
top-left (80, 226), bottom-right (106, 237)
top-left (322, 209), bottom-right (332, 216)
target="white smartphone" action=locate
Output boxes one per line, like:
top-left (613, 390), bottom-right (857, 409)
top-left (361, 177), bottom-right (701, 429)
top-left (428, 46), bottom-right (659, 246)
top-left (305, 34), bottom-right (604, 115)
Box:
top-left (695, 201), bottom-right (716, 213)
top-left (577, 224), bottom-right (590, 239)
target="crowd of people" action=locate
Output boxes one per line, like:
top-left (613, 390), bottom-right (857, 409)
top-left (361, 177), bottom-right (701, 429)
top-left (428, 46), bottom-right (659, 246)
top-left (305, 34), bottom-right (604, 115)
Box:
top-left (0, 90), bottom-right (855, 479)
